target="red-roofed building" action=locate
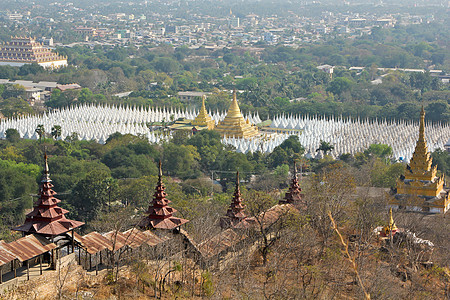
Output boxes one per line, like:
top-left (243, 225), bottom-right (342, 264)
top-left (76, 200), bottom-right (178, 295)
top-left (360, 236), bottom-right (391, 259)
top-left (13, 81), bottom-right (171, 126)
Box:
top-left (13, 154), bottom-right (84, 237)
top-left (220, 171), bottom-right (247, 229)
top-left (139, 162), bottom-right (189, 231)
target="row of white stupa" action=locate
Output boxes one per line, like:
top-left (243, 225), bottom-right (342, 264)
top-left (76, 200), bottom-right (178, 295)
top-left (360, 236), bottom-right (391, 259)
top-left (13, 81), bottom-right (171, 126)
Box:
top-left (0, 104), bottom-right (448, 160)
top-left (268, 113), bottom-right (448, 160)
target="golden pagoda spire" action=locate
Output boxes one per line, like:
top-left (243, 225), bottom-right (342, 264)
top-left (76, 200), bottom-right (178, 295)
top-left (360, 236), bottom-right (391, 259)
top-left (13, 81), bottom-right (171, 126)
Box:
top-left (191, 95), bottom-right (215, 130)
top-left (214, 89), bottom-right (259, 138)
top-left (200, 95), bottom-right (207, 115)
top-left (228, 90), bottom-right (243, 118)
top-left (409, 105), bottom-right (432, 174)
top-left (388, 208), bottom-right (397, 232)
top-left (418, 105), bottom-right (425, 146)
top-left (394, 108), bottom-right (448, 211)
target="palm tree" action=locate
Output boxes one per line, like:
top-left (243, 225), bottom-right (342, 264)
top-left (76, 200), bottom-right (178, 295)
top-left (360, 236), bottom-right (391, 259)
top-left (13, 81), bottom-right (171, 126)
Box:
top-left (316, 140), bottom-right (334, 156)
top-left (51, 125), bottom-right (62, 140)
top-left (35, 124), bottom-right (45, 143)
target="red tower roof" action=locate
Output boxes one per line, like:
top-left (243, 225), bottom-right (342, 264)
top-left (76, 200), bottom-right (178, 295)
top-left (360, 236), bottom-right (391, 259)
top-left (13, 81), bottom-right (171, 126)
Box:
top-left (279, 162), bottom-right (305, 208)
top-left (13, 154), bottom-right (84, 236)
top-left (220, 171), bottom-right (247, 228)
top-left (139, 161), bottom-right (189, 230)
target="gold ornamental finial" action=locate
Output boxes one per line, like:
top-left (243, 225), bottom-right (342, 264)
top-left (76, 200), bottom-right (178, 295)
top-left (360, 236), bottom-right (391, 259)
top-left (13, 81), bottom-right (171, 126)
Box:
top-left (158, 160), bottom-right (163, 183)
top-left (200, 95), bottom-right (207, 114)
top-left (227, 90), bottom-right (242, 118)
top-left (388, 208), bottom-right (397, 232)
top-left (419, 106), bottom-right (425, 141)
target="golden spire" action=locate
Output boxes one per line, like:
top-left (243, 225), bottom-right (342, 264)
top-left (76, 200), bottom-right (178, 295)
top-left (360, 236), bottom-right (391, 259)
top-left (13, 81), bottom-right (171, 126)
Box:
top-left (227, 90), bottom-right (243, 118)
top-left (199, 95), bottom-right (207, 115)
top-left (191, 95), bottom-right (215, 129)
top-left (215, 89), bottom-right (259, 138)
top-left (418, 105), bottom-right (425, 145)
top-left (409, 106), bottom-right (431, 173)
top-left (388, 208), bottom-right (397, 232)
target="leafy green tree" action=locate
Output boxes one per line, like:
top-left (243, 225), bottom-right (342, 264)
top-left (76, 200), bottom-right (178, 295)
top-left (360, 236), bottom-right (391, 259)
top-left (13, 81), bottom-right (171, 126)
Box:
top-left (0, 159), bottom-right (39, 225)
top-left (426, 101), bottom-right (449, 123)
top-left (78, 88), bottom-right (94, 103)
top-left (409, 72), bottom-right (432, 92)
top-left (18, 62), bottom-right (44, 76)
top-left (5, 128), bottom-right (20, 143)
top-left (163, 143), bottom-right (200, 179)
top-left (0, 97), bottom-right (33, 117)
top-left (68, 169), bottom-right (111, 222)
top-left (153, 57), bottom-right (180, 73)
top-left (268, 147), bottom-right (288, 169)
top-left (35, 124), bottom-right (45, 143)
top-left (326, 77), bottom-right (353, 97)
top-left (431, 148), bottom-right (449, 177)
top-left (188, 130), bottom-right (224, 171)
top-left (49, 156), bottom-right (110, 192)
top-left (364, 144), bottom-right (393, 161)
top-left (51, 125), bottom-right (62, 140)
top-left (317, 140), bottom-right (334, 155)
top-left (2, 84), bottom-right (26, 99)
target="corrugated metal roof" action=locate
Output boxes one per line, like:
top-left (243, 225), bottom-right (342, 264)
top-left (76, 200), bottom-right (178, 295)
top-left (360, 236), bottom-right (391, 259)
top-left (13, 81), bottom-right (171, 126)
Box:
top-left (0, 241), bottom-right (17, 266)
top-left (141, 230), bottom-right (170, 246)
top-left (4, 234), bottom-right (57, 262)
top-left (76, 229), bottom-right (169, 255)
top-left (198, 229), bottom-right (247, 258)
top-left (123, 229), bottom-right (169, 248)
top-left (82, 232), bottom-right (112, 254)
top-left (122, 228), bottom-right (150, 249)
top-left (103, 231), bottom-right (128, 252)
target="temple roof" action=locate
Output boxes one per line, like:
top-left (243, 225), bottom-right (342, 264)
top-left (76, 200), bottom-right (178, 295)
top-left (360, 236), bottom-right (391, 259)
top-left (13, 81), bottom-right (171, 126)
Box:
top-left (13, 153), bottom-right (84, 236)
top-left (279, 162), bottom-right (305, 208)
top-left (394, 108), bottom-right (449, 212)
top-left (221, 171), bottom-right (247, 228)
top-left (139, 161), bottom-right (189, 230)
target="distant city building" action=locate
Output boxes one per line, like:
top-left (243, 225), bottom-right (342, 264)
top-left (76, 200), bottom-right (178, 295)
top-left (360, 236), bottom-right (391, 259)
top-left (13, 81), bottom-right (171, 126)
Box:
top-left (0, 37), bottom-right (67, 69)
top-left (7, 13), bottom-right (23, 21)
top-left (375, 18), bottom-right (396, 27)
top-left (348, 18), bottom-right (366, 27)
top-left (317, 64), bottom-right (334, 78)
top-left (228, 17), bottom-right (240, 28)
top-left (74, 27), bottom-right (98, 37)
top-left (177, 91), bottom-right (210, 102)
top-left (165, 25), bottom-right (179, 34)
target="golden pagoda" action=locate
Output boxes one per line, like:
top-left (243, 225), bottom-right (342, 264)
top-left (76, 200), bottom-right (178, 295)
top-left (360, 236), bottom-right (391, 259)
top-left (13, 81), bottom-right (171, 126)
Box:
top-left (380, 208), bottom-right (398, 237)
top-left (215, 90), bottom-right (259, 138)
top-left (393, 107), bottom-right (450, 213)
top-left (191, 95), bottom-right (215, 130)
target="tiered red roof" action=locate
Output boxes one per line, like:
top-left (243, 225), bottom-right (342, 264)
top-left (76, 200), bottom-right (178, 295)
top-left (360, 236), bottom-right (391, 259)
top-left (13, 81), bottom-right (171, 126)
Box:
top-left (139, 162), bottom-right (189, 230)
top-left (13, 154), bottom-right (84, 236)
top-left (279, 162), bottom-right (305, 208)
top-left (220, 171), bottom-right (247, 228)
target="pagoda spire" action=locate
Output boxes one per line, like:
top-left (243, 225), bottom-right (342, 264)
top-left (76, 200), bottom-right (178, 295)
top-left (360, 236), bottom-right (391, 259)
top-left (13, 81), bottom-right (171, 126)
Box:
top-left (214, 90), bottom-right (259, 138)
top-left (381, 208), bottom-right (398, 237)
top-left (228, 89), bottom-right (242, 118)
top-left (42, 152), bottom-right (51, 183)
top-left (139, 161), bottom-right (189, 230)
top-left (279, 162), bottom-right (305, 207)
top-left (220, 171), bottom-right (247, 228)
top-left (408, 106), bottom-right (433, 175)
top-left (394, 108), bottom-right (448, 213)
top-left (191, 95), bottom-right (215, 130)
top-left (13, 153), bottom-right (84, 236)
